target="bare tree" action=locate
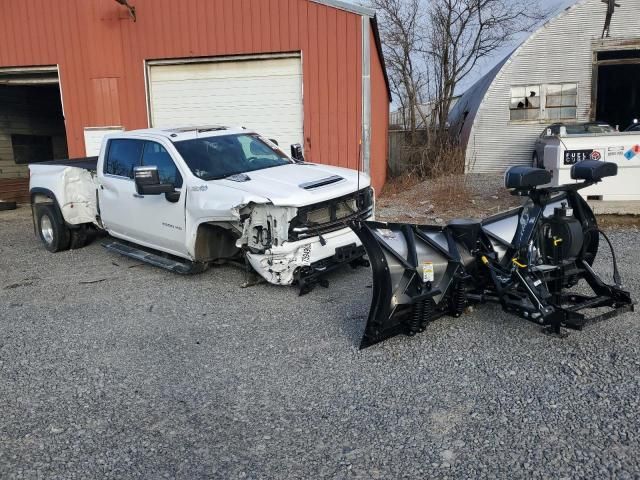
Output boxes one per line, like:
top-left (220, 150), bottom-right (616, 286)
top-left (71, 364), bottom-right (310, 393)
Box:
top-left (372, 0), bottom-right (549, 176)
top-left (425, 0), bottom-right (548, 138)
top-left (370, 0), bottom-right (428, 140)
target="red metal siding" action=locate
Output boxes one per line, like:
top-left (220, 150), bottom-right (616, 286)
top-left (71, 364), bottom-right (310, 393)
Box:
top-left (0, 0), bottom-right (388, 191)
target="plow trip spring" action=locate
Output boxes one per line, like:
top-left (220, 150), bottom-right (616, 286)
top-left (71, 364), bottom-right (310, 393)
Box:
top-left (351, 160), bottom-right (634, 349)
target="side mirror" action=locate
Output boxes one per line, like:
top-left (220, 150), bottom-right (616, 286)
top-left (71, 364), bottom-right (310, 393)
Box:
top-left (134, 166), bottom-right (175, 195)
top-left (269, 138), bottom-right (279, 146)
top-left (290, 144), bottom-right (305, 163)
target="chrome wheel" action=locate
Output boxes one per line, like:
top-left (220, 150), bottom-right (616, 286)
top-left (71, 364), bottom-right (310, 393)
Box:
top-left (40, 214), bottom-right (54, 245)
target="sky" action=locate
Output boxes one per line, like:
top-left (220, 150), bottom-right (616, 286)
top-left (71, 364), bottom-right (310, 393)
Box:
top-left (455, 0), bottom-right (577, 92)
top-left (348, 0), bottom-right (578, 99)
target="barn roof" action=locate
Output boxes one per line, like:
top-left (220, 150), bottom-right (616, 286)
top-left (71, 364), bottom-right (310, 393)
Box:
top-left (311, 0), bottom-right (376, 16)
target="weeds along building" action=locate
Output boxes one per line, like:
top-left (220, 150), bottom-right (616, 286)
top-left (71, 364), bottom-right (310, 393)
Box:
top-left (448, 0), bottom-right (640, 172)
top-left (0, 0), bottom-right (391, 202)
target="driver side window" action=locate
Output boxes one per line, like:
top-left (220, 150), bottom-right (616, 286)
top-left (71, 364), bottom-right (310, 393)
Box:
top-left (104, 139), bottom-right (144, 178)
top-left (141, 141), bottom-right (183, 188)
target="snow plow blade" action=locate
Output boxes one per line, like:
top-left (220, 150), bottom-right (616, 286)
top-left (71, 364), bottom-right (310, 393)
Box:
top-left (349, 220), bottom-right (475, 348)
top-left (351, 162), bottom-right (634, 349)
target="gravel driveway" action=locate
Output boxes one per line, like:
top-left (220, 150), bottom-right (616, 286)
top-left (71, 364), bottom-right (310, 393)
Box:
top-left (1, 207), bottom-right (639, 479)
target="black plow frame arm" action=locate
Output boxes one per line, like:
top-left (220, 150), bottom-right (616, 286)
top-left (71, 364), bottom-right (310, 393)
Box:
top-left (350, 220), bottom-right (464, 348)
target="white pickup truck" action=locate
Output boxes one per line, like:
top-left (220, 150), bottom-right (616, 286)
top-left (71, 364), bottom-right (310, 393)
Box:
top-left (29, 126), bottom-right (374, 291)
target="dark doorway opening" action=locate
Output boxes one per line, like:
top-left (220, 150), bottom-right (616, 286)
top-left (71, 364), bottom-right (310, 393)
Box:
top-left (0, 84), bottom-right (68, 165)
top-left (596, 61), bottom-right (640, 130)
top-left (0, 79), bottom-right (67, 202)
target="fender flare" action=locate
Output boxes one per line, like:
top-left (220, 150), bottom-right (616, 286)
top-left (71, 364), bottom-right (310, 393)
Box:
top-left (30, 188), bottom-right (71, 232)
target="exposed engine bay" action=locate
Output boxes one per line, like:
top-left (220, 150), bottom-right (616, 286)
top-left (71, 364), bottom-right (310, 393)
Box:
top-left (234, 188), bottom-right (374, 288)
top-left (351, 160), bottom-right (634, 348)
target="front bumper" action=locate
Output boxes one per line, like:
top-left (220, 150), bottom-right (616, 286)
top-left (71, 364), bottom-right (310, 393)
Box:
top-left (246, 226), bottom-right (365, 286)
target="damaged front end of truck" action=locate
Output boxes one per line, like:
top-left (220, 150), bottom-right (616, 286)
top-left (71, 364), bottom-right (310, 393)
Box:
top-left (235, 187), bottom-right (374, 292)
top-left (188, 183), bottom-right (375, 290)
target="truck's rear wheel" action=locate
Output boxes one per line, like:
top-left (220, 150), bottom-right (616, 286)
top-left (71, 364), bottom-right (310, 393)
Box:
top-left (36, 204), bottom-right (70, 252)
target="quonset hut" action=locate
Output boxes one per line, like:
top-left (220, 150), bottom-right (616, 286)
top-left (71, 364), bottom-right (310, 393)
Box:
top-left (448, 0), bottom-right (640, 172)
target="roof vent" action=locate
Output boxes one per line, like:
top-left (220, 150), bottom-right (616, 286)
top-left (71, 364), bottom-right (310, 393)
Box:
top-left (299, 175), bottom-right (344, 190)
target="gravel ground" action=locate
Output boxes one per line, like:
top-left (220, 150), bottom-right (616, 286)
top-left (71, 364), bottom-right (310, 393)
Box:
top-left (1, 206), bottom-right (639, 479)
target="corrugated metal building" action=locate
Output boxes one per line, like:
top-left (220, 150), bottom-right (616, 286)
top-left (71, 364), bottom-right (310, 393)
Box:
top-left (449, 0), bottom-right (640, 172)
top-left (0, 0), bottom-right (390, 202)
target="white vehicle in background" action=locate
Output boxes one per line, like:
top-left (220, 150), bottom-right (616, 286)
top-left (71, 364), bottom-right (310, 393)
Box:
top-left (532, 122), bottom-right (615, 168)
top-left (531, 122), bottom-right (640, 201)
top-left (28, 127), bottom-right (374, 293)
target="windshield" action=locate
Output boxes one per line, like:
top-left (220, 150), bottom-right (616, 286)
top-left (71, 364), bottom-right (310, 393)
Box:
top-left (565, 123), bottom-right (614, 134)
top-left (174, 134), bottom-right (293, 180)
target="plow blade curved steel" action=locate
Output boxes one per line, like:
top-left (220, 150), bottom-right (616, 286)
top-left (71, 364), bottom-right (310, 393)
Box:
top-left (350, 220), bottom-right (466, 348)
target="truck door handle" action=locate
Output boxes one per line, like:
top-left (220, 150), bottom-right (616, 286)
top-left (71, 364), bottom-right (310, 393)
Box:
top-left (133, 193), bottom-right (144, 199)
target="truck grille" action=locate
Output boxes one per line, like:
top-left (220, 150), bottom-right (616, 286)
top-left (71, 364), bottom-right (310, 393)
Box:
top-left (289, 188), bottom-right (374, 241)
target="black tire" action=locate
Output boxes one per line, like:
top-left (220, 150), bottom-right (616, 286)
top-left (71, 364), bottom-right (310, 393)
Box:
top-left (36, 204), bottom-right (70, 252)
top-left (0, 201), bottom-right (17, 211)
top-left (69, 225), bottom-right (88, 250)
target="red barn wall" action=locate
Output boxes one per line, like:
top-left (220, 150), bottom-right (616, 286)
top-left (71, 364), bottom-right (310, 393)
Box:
top-left (0, 0), bottom-right (388, 191)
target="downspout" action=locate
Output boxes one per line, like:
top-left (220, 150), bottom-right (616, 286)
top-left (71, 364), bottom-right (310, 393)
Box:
top-left (361, 16), bottom-right (371, 174)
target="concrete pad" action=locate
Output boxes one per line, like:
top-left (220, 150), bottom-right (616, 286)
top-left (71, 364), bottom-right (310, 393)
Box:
top-left (587, 201), bottom-right (640, 216)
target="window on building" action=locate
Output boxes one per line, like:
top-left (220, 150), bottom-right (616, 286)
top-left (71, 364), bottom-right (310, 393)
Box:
top-left (510, 85), bottom-right (541, 120)
top-left (104, 139), bottom-right (144, 178)
top-left (141, 141), bottom-right (183, 187)
top-left (546, 83), bottom-right (577, 120)
top-left (11, 134), bottom-right (54, 164)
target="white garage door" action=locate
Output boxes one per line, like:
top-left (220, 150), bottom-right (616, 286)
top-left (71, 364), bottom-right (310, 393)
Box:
top-left (148, 55), bottom-right (303, 149)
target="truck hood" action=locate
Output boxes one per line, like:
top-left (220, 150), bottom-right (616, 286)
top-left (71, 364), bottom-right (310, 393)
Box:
top-left (210, 163), bottom-right (371, 207)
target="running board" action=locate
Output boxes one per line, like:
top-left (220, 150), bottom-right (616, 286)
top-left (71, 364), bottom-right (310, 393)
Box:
top-left (103, 241), bottom-right (193, 274)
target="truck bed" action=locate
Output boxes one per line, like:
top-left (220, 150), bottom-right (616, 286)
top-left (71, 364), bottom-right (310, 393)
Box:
top-left (29, 158), bottom-right (100, 226)
top-left (36, 156), bottom-right (99, 171)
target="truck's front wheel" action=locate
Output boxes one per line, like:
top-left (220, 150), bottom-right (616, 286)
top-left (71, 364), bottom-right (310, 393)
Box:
top-left (36, 204), bottom-right (70, 252)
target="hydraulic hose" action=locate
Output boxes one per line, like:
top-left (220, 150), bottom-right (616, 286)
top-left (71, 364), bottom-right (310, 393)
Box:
top-left (596, 228), bottom-right (622, 287)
